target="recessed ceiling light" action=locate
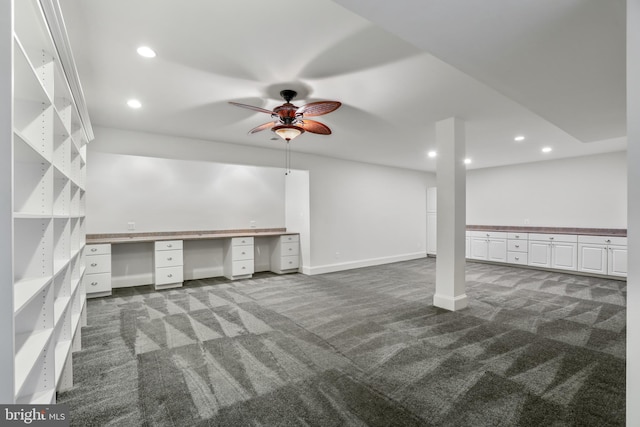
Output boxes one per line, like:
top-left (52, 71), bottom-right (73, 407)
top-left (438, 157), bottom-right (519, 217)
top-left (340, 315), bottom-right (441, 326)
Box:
top-left (427, 151), bottom-right (437, 158)
top-left (464, 158), bottom-right (472, 165)
top-left (136, 46), bottom-right (156, 58)
top-left (542, 147), bottom-right (552, 153)
top-left (127, 99), bottom-right (142, 109)
top-left (514, 135), bottom-right (525, 141)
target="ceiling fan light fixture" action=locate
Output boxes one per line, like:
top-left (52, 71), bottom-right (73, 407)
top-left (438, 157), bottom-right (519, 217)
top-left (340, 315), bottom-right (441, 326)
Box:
top-left (273, 125), bottom-right (304, 142)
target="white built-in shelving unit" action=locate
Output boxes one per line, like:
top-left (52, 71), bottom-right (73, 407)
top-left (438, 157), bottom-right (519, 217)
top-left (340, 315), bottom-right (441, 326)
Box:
top-left (1, 0), bottom-right (93, 404)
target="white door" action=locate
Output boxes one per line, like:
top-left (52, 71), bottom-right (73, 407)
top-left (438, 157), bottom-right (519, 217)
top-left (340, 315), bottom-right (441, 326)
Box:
top-left (608, 246), bottom-right (628, 277)
top-left (487, 239), bottom-right (507, 262)
top-left (469, 238), bottom-right (488, 260)
top-left (426, 212), bottom-right (437, 255)
top-left (551, 242), bottom-right (577, 271)
top-left (578, 244), bottom-right (607, 275)
top-left (528, 241), bottom-right (551, 267)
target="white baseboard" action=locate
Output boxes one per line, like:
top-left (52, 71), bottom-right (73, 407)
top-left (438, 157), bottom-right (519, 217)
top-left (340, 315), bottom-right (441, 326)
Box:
top-left (307, 252), bottom-right (427, 275)
top-left (433, 293), bottom-right (469, 311)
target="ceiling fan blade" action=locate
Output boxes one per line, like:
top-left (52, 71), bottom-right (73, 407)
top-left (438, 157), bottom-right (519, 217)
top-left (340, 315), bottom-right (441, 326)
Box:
top-left (229, 101), bottom-right (275, 115)
top-left (296, 101), bottom-right (342, 117)
top-left (248, 121), bottom-right (276, 134)
top-left (300, 120), bottom-right (332, 135)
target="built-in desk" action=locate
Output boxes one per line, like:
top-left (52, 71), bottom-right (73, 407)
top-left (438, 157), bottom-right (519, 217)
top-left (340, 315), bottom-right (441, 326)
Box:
top-left (85, 228), bottom-right (300, 297)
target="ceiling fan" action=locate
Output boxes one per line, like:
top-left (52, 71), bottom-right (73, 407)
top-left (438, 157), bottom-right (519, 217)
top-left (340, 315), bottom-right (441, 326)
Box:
top-left (229, 89), bottom-right (341, 142)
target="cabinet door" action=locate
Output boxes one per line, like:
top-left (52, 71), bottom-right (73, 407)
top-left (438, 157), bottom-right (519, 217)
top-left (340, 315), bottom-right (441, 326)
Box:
top-left (551, 242), bottom-right (577, 271)
top-left (469, 238), bottom-right (488, 260)
top-left (426, 212), bottom-right (437, 255)
top-left (608, 246), bottom-right (627, 277)
top-left (528, 241), bottom-right (551, 267)
top-left (578, 244), bottom-right (607, 275)
top-left (487, 239), bottom-right (507, 262)
top-left (465, 237), bottom-right (470, 258)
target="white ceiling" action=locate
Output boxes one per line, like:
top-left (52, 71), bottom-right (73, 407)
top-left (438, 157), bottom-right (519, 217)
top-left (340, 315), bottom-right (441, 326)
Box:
top-left (59, 0), bottom-right (627, 172)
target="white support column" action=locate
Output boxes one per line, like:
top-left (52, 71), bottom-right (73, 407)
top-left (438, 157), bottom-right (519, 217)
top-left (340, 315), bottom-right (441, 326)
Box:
top-left (627, 0), bottom-right (639, 424)
top-left (433, 117), bottom-right (468, 311)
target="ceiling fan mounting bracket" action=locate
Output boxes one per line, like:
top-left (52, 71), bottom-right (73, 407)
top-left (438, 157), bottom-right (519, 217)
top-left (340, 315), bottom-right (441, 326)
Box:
top-left (280, 89), bottom-right (297, 103)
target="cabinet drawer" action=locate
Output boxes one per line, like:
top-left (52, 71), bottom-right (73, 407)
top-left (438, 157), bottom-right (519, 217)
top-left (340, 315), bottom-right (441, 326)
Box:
top-left (232, 245), bottom-right (253, 260)
top-left (578, 235), bottom-right (627, 246)
top-left (84, 272), bottom-right (111, 293)
top-left (86, 244), bottom-right (111, 256)
top-left (529, 233), bottom-right (577, 243)
top-left (507, 240), bottom-right (527, 252)
top-left (155, 240), bottom-right (183, 251)
top-left (507, 252), bottom-right (528, 265)
top-left (232, 237), bottom-right (254, 246)
top-left (281, 242), bottom-right (299, 256)
top-left (280, 234), bottom-right (299, 244)
top-left (155, 266), bottom-right (183, 285)
top-left (155, 249), bottom-right (183, 267)
top-left (233, 259), bottom-right (254, 275)
top-left (86, 254), bottom-right (111, 274)
top-left (507, 233), bottom-right (528, 240)
top-left (278, 255), bottom-right (299, 271)
top-left (468, 231), bottom-right (508, 239)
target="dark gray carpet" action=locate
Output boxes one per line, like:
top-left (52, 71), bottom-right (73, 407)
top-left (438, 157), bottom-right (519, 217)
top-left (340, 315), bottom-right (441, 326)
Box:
top-left (58, 259), bottom-right (626, 426)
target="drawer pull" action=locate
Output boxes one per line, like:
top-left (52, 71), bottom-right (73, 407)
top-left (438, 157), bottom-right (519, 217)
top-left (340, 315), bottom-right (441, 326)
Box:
top-left (241, 251), bottom-right (246, 255)
top-left (90, 248), bottom-right (97, 252)
top-left (91, 263), bottom-right (97, 267)
top-left (242, 266), bottom-right (246, 270)
top-left (515, 244), bottom-right (519, 248)
top-left (549, 237), bottom-right (554, 240)
top-left (167, 257), bottom-right (172, 261)
top-left (515, 257), bottom-right (520, 261)
top-left (606, 239), bottom-right (611, 243)
top-left (91, 282), bottom-right (98, 286)
top-left (515, 235), bottom-right (519, 238)
top-left (167, 244), bottom-right (172, 248)
top-left (288, 248), bottom-right (293, 251)
top-left (167, 274), bottom-right (173, 278)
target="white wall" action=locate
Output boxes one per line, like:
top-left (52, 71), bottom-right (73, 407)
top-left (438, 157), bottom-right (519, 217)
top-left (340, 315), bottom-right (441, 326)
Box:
top-left (88, 126), bottom-right (433, 274)
top-left (87, 151), bottom-right (285, 233)
top-left (467, 151), bottom-right (627, 228)
top-left (304, 156), bottom-right (430, 273)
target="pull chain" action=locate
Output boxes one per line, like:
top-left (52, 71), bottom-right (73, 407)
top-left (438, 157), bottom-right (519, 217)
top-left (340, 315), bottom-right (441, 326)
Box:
top-left (285, 141), bottom-right (291, 175)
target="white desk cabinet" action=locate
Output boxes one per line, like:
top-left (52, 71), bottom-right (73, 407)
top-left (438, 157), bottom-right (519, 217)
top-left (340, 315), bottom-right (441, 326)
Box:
top-left (578, 236), bottom-right (627, 278)
top-left (154, 240), bottom-right (184, 289)
top-left (85, 244), bottom-right (112, 298)
top-left (224, 237), bottom-right (254, 280)
top-left (271, 235), bottom-right (300, 274)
